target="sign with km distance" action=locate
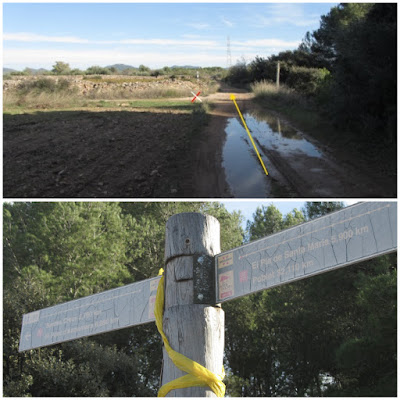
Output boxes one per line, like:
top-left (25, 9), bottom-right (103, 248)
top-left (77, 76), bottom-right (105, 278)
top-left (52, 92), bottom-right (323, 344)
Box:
top-left (216, 202), bottom-right (397, 303)
top-left (19, 276), bottom-right (161, 351)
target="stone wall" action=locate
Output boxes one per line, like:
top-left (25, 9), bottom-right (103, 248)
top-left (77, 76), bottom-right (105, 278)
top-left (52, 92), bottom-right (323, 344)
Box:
top-left (3, 75), bottom-right (201, 96)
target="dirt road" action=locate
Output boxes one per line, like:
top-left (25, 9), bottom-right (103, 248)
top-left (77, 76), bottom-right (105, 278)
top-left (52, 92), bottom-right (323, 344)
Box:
top-left (198, 89), bottom-right (395, 198)
top-left (192, 89), bottom-right (250, 197)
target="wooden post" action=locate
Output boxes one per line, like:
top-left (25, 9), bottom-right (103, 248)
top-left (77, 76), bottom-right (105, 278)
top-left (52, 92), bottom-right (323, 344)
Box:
top-left (161, 213), bottom-right (224, 397)
top-left (276, 61), bottom-right (280, 88)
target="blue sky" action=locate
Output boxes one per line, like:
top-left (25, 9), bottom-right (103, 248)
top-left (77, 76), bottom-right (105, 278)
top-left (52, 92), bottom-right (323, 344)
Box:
top-left (3, 3), bottom-right (337, 70)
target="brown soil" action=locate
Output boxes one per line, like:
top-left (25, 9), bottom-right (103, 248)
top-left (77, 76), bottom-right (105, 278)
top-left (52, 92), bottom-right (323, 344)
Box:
top-left (3, 109), bottom-right (206, 198)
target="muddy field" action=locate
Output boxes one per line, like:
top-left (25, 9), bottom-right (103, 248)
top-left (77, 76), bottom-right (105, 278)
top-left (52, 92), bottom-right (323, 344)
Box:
top-left (3, 109), bottom-right (213, 198)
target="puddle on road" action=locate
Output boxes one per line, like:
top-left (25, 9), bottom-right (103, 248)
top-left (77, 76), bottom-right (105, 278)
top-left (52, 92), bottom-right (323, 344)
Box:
top-left (222, 118), bottom-right (273, 197)
top-left (222, 110), bottom-right (323, 197)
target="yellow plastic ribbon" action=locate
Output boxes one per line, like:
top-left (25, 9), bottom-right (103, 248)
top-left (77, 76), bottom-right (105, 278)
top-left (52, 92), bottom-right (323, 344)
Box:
top-left (155, 268), bottom-right (225, 397)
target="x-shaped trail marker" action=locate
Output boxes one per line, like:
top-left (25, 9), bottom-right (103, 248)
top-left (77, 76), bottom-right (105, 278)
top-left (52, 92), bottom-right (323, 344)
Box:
top-left (191, 91), bottom-right (202, 103)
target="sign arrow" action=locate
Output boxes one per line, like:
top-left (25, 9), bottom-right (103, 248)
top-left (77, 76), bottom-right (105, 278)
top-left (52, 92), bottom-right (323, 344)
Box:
top-left (19, 276), bottom-right (161, 351)
top-left (215, 202), bottom-right (397, 303)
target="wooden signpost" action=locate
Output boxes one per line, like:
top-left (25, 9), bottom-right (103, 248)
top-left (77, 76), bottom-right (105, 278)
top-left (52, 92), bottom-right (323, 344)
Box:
top-left (19, 202), bottom-right (397, 397)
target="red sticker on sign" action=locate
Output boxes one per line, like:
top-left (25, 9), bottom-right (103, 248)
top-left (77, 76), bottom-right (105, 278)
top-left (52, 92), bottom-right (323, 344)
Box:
top-left (219, 271), bottom-right (234, 300)
top-left (239, 270), bottom-right (248, 283)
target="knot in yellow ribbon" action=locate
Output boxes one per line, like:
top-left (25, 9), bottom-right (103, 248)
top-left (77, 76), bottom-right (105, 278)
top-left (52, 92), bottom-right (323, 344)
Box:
top-left (154, 269), bottom-right (225, 397)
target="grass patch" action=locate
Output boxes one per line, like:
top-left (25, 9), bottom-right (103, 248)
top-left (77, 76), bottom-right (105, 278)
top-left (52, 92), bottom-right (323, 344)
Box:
top-left (91, 99), bottom-right (194, 112)
top-left (3, 89), bottom-right (80, 112)
top-left (251, 80), bottom-right (343, 147)
top-left (84, 86), bottom-right (189, 100)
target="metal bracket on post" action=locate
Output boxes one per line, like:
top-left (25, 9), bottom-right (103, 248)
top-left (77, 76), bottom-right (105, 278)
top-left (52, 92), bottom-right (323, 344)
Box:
top-left (193, 254), bottom-right (216, 305)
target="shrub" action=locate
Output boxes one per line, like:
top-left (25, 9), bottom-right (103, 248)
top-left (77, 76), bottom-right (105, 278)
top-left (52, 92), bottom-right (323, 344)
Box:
top-left (249, 56), bottom-right (275, 82)
top-left (285, 66), bottom-right (331, 96)
top-left (85, 66), bottom-right (111, 75)
top-left (17, 78), bottom-right (72, 95)
top-left (70, 69), bottom-right (84, 75)
top-left (225, 61), bottom-right (251, 86)
top-left (10, 71), bottom-right (27, 76)
top-left (250, 80), bottom-right (307, 107)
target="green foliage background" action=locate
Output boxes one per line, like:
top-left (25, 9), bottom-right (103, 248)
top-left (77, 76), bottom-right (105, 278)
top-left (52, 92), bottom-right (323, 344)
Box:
top-left (3, 202), bottom-right (396, 396)
top-left (226, 3), bottom-right (397, 146)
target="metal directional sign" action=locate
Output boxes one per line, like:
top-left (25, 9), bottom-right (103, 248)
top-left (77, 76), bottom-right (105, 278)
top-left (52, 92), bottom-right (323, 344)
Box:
top-left (19, 276), bottom-right (161, 351)
top-left (20, 202), bottom-right (397, 353)
top-left (216, 202), bottom-right (397, 303)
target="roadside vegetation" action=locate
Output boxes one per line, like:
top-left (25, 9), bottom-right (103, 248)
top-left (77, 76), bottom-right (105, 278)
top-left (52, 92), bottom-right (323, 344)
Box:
top-left (226, 3), bottom-right (396, 175)
top-left (3, 75), bottom-right (217, 113)
top-left (4, 62), bottom-right (226, 81)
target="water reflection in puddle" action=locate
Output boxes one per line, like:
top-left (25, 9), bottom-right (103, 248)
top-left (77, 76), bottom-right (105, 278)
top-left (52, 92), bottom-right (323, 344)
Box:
top-left (245, 111), bottom-right (322, 158)
top-left (222, 118), bottom-right (273, 197)
top-left (222, 110), bottom-right (323, 197)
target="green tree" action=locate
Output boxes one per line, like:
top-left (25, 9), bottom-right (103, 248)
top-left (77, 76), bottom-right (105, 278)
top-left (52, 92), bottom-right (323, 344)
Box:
top-left (246, 204), bottom-right (304, 240)
top-left (310, 3), bottom-right (396, 144)
top-left (52, 61), bottom-right (71, 75)
top-left (138, 65), bottom-right (150, 73)
top-left (302, 201), bottom-right (344, 220)
top-left (226, 205), bottom-right (307, 396)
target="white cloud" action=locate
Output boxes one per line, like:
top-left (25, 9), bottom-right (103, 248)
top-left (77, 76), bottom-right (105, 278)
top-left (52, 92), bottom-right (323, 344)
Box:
top-left (185, 22), bottom-right (210, 30)
top-left (232, 39), bottom-right (301, 49)
top-left (221, 16), bottom-right (234, 28)
top-left (181, 34), bottom-right (203, 39)
top-left (3, 48), bottom-right (226, 69)
top-left (255, 4), bottom-right (320, 28)
top-left (118, 39), bottom-right (216, 46)
top-left (4, 32), bottom-right (90, 43)
top-left (4, 32), bottom-right (217, 47)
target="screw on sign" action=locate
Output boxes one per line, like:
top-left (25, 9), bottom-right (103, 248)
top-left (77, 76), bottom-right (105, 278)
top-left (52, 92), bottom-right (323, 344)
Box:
top-left (18, 202), bottom-right (396, 397)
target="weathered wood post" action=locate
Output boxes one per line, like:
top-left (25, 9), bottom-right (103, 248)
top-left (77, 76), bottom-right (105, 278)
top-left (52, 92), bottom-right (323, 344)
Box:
top-left (276, 61), bottom-right (280, 88)
top-left (161, 213), bottom-right (224, 397)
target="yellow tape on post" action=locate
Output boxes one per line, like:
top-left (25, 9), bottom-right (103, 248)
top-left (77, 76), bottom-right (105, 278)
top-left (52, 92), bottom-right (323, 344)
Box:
top-left (154, 269), bottom-right (225, 397)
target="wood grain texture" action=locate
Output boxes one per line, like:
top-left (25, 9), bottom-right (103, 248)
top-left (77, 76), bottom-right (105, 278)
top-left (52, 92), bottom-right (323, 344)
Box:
top-left (165, 256), bottom-right (193, 307)
top-left (165, 213), bottom-right (221, 262)
top-left (161, 213), bottom-right (224, 397)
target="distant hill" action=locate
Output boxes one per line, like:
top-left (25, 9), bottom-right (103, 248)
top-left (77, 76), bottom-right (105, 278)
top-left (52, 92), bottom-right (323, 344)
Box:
top-left (29, 68), bottom-right (50, 75)
top-left (4, 68), bottom-right (17, 74)
top-left (4, 67), bottom-right (50, 75)
top-left (171, 65), bottom-right (201, 69)
top-left (106, 64), bottom-right (136, 71)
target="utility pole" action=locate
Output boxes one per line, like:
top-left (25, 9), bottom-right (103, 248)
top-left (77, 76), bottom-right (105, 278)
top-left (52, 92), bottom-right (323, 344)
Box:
top-left (161, 213), bottom-right (224, 397)
top-left (227, 36), bottom-right (232, 68)
top-left (276, 61), bottom-right (280, 88)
